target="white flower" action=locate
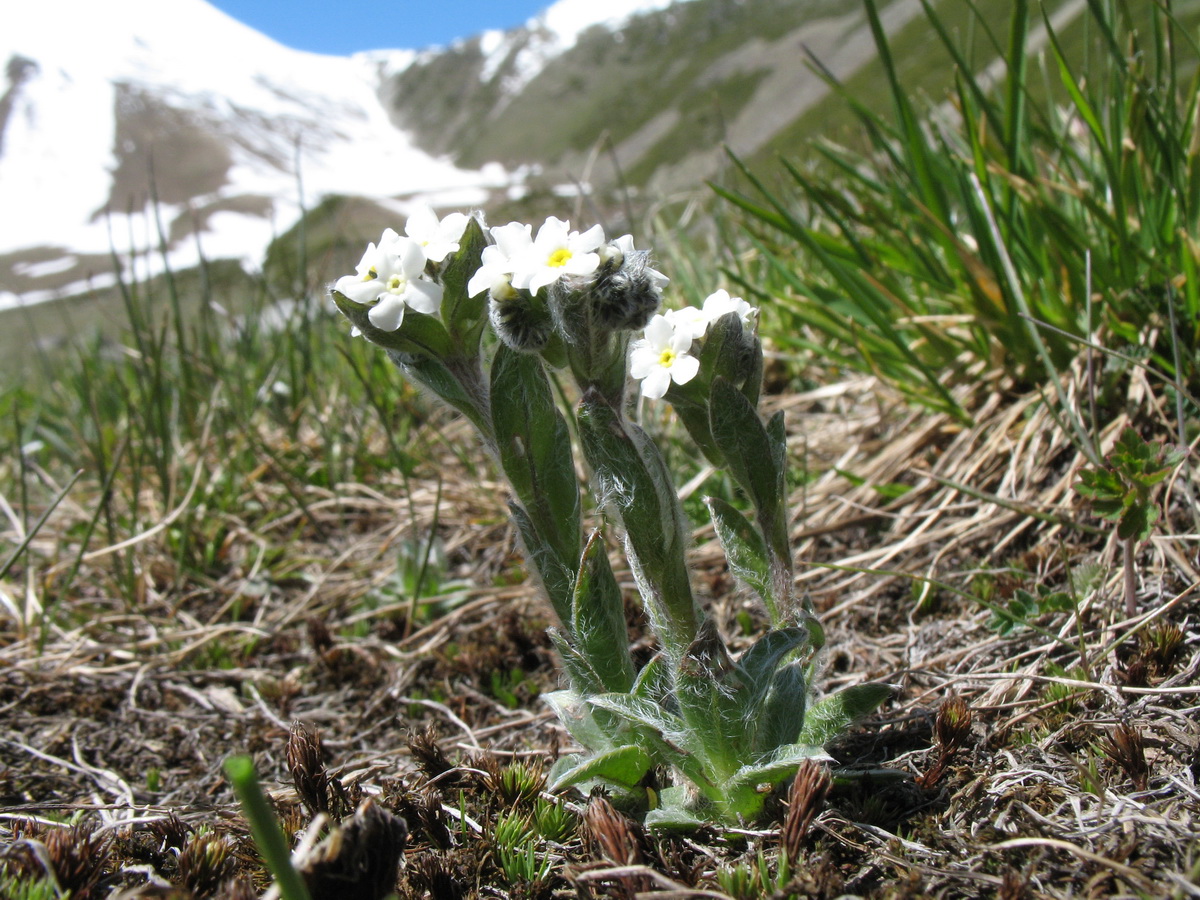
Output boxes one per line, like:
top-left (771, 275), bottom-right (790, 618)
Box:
top-left (629, 313), bottom-right (700, 399)
top-left (701, 289), bottom-right (757, 330)
top-left (334, 230), bottom-right (443, 331)
top-left (513, 216), bottom-right (605, 295)
top-left (405, 204), bottom-right (469, 263)
top-left (664, 306), bottom-right (710, 342)
top-left (467, 221), bottom-right (533, 297)
top-left (660, 290), bottom-right (757, 344)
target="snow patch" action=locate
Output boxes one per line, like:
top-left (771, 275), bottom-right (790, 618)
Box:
top-left (0, 0), bottom-right (519, 309)
top-left (480, 0), bottom-right (699, 95)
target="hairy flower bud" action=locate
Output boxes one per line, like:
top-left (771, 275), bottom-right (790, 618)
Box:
top-left (489, 285), bottom-right (554, 353)
top-left (589, 249), bottom-right (665, 332)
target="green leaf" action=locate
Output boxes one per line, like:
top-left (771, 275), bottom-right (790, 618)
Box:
top-left (749, 661), bottom-right (808, 753)
top-left (577, 391), bottom-right (699, 652)
top-left (630, 653), bottom-right (671, 705)
top-left (571, 530), bottom-right (636, 692)
top-left (587, 692), bottom-right (685, 741)
top-left (698, 311), bottom-right (762, 401)
top-left (705, 496), bottom-right (773, 610)
top-left (727, 743), bottom-right (832, 802)
top-left (674, 620), bottom-right (745, 777)
top-left (390, 352), bottom-right (491, 437)
top-left (438, 216), bottom-right (489, 350)
top-left (669, 400), bottom-right (725, 467)
top-left (492, 345), bottom-right (582, 622)
top-left (643, 801), bottom-right (705, 835)
top-left (543, 690), bottom-right (613, 752)
top-left (797, 683), bottom-right (892, 747)
top-left (736, 626), bottom-right (812, 704)
top-left (1117, 502), bottom-right (1157, 543)
top-left (547, 629), bottom-right (603, 696)
top-left (508, 501), bottom-right (575, 626)
top-left (709, 378), bottom-right (782, 530)
top-left (331, 290), bottom-right (454, 359)
top-left (548, 744), bottom-right (653, 792)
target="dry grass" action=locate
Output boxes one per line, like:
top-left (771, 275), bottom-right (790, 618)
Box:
top-left (2, 367), bottom-right (1198, 898)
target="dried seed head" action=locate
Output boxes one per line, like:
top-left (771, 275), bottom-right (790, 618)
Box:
top-left (781, 760), bottom-right (831, 864)
top-left (287, 721), bottom-right (331, 817)
top-left (1104, 723), bottom-right (1149, 792)
top-left (1145, 623), bottom-right (1184, 673)
top-left (306, 617), bottom-right (334, 654)
top-left (299, 799), bottom-right (408, 900)
top-left (918, 696), bottom-right (973, 790)
top-left (582, 794), bottom-right (644, 867)
top-left (416, 785), bottom-right (454, 850)
top-left (408, 852), bottom-right (466, 899)
top-left (42, 822), bottom-right (111, 899)
top-left (177, 831), bottom-right (236, 897)
top-left (148, 811), bottom-right (193, 853)
top-left (934, 696), bottom-right (973, 750)
top-left (407, 723), bottom-right (459, 785)
top-left (287, 721), bottom-right (353, 820)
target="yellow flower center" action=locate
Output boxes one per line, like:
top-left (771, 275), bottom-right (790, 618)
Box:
top-left (658, 348), bottom-right (676, 368)
top-left (365, 267), bottom-right (378, 280)
top-left (387, 275), bottom-right (406, 293)
top-left (548, 248), bottom-right (573, 268)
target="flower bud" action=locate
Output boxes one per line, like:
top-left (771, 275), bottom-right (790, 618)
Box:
top-left (489, 280), bottom-right (554, 353)
top-left (588, 249), bottom-right (665, 332)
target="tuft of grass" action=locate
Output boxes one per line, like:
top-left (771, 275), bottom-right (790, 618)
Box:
top-left (716, 0), bottom-right (1200, 425)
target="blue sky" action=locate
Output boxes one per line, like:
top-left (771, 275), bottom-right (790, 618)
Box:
top-left (208, 1), bottom-right (551, 55)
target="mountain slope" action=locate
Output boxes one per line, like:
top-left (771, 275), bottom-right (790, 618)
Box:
top-left (0, 0), bottom-right (507, 307)
top-left (375, 0), bottom-right (922, 195)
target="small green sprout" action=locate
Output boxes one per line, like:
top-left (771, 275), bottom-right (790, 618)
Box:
top-left (1075, 428), bottom-right (1186, 615)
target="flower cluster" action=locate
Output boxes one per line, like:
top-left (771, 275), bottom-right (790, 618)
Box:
top-left (333, 205), bottom-right (469, 333)
top-left (629, 289), bottom-right (758, 399)
top-left (463, 216), bottom-right (670, 357)
top-left (333, 209), bottom-right (755, 399)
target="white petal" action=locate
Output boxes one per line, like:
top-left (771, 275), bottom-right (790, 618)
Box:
top-left (526, 268), bottom-right (557, 295)
top-left (612, 234), bottom-right (636, 255)
top-left (405, 205), bottom-right (439, 241)
top-left (396, 236), bottom-right (428, 276)
top-left (670, 327), bottom-right (695, 354)
top-left (492, 222), bottom-right (534, 258)
top-left (642, 314), bottom-right (674, 349)
top-left (671, 354), bottom-right (700, 385)
top-left (406, 280), bottom-right (443, 314)
top-left (533, 216), bottom-right (571, 249)
top-left (641, 367), bottom-right (671, 399)
top-left (468, 265), bottom-right (497, 298)
top-left (629, 344), bottom-right (658, 379)
top-left (563, 252), bottom-right (600, 277)
top-left (573, 223), bottom-right (606, 252)
top-left (368, 296), bottom-right (406, 331)
top-left (665, 306), bottom-right (707, 342)
top-left (336, 276), bottom-right (383, 305)
top-left (438, 212), bottom-right (469, 242)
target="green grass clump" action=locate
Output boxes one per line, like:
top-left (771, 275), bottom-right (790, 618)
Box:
top-left (719, 0), bottom-right (1200, 423)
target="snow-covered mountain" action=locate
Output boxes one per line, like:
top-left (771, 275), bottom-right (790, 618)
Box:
top-left (4, 0), bottom-right (1096, 314)
top-left (0, 0), bottom-right (711, 310)
top-left (0, 0), bottom-right (505, 308)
